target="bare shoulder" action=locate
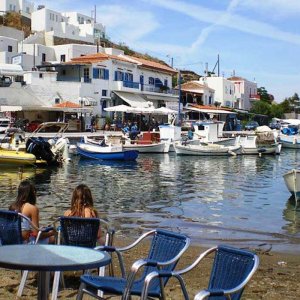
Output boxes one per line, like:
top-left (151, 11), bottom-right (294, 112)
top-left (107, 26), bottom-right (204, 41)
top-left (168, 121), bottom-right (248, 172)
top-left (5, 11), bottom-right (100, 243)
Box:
top-left (84, 207), bottom-right (98, 218)
top-left (22, 203), bottom-right (38, 215)
top-left (63, 210), bottom-right (71, 216)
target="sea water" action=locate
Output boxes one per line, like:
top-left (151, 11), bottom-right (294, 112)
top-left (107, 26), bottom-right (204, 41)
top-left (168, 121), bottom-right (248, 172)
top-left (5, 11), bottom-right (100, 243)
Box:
top-left (0, 149), bottom-right (300, 253)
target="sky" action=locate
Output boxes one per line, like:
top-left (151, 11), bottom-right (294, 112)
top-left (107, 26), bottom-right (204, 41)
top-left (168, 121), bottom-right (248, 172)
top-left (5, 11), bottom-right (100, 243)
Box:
top-left (34, 0), bottom-right (300, 102)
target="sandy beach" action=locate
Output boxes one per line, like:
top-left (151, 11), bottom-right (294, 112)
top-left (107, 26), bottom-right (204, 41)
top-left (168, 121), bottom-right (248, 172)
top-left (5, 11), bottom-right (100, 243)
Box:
top-left (0, 239), bottom-right (299, 300)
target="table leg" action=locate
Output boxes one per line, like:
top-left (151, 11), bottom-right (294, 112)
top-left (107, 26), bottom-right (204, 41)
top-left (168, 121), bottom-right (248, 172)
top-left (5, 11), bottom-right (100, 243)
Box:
top-left (37, 271), bottom-right (50, 300)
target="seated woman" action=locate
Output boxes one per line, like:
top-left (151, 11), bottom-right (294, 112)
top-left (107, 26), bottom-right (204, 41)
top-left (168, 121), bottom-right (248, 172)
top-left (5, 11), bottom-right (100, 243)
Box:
top-left (9, 180), bottom-right (56, 243)
top-left (64, 184), bottom-right (101, 241)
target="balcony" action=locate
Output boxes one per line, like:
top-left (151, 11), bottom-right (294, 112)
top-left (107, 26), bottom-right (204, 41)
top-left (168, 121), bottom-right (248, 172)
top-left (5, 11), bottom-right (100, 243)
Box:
top-left (112, 80), bottom-right (140, 92)
top-left (141, 83), bottom-right (178, 95)
top-left (249, 94), bottom-right (260, 101)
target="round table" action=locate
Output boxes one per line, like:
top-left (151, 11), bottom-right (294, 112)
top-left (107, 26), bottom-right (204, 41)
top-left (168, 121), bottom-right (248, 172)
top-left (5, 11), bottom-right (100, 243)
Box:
top-left (0, 244), bottom-right (111, 300)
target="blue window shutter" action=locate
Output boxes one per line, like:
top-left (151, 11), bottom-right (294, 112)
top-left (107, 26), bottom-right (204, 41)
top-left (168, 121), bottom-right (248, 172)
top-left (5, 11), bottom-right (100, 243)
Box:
top-left (93, 68), bottom-right (99, 79)
top-left (121, 72), bottom-right (124, 81)
top-left (104, 69), bottom-right (109, 80)
top-left (124, 73), bottom-right (128, 81)
top-left (114, 71), bottom-right (118, 81)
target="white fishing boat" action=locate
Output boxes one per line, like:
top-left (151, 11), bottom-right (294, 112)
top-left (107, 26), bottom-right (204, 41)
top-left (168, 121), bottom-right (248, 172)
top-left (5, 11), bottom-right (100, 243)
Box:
top-left (0, 118), bottom-right (10, 133)
top-left (174, 141), bottom-right (241, 156)
top-left (123, 131), bottom-right (170, 153)
top-left (238, 126), bottom-right (281, 155)
top-left (283, 169), bottom-right (300, 206)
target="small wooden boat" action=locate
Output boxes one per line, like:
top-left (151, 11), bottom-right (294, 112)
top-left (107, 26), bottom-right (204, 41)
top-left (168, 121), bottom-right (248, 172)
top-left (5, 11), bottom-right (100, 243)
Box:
top-left (174, 141), bottom-right (241, 156)
top-left (77, 140), bottom-right (138, 161)
top-left (283, 169), bottom-right (300, 206)
top-left (123, 132), bottom-right (170, 153)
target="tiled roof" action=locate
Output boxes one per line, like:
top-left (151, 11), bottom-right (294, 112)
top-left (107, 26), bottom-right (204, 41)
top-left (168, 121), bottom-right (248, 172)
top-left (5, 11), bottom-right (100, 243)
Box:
top-left (53, 101), bottom-right (81, 108)
top-left (227, 76), bottom-right (244, 81)
top-left (67, 52), bottom-right (136, 65)
top-left (66, 51), bottom-right (176, 74)
top-left (124, 55), bottom-right (177, 74)
top-left (176, 81), bottom-right (214, 92)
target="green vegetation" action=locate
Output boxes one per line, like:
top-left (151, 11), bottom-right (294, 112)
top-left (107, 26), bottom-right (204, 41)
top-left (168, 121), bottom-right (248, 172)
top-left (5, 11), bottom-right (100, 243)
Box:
top-left (251, 88), bottom-right (299, 119)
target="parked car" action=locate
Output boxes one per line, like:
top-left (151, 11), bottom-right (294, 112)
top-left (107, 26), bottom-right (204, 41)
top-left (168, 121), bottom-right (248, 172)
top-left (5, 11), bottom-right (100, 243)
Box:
top-left (269, 121), bottom-right (281, 130)
top-left (244, 121), bottom-right (259, 131)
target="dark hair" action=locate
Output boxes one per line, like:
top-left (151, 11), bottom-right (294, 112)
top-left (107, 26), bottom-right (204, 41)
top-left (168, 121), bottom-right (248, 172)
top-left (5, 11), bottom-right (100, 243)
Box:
top-left (9, 180), bottom-right (36, 212)
top-left (69, 184), bottom-right (98, 217)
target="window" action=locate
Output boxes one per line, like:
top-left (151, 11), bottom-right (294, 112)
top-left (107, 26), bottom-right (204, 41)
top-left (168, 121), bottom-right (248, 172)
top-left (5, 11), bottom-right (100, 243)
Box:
top-left (93, 68), bottom-right (109, 80)
top-left (39, 73), bottom-right (43, 78)
top-left (149, 77), bottom-right (154, 85)
top-left (164, 79), bottom-right (168, 87)
top-left (8, 45), bottom-right (12, 52)
top-left (42, 53), bottom-right (46, 62)
top-left (55, 98), bottom-right (60, 104)
top-left (114, 71), bottom-right (124, 81)
top-left (102, 90), bottom-right (107, 97)
top-left (60, 55), bottom-right (66, 62)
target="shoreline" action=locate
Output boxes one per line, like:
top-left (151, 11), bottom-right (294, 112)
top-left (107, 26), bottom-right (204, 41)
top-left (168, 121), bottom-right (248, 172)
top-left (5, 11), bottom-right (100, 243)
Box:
top-left (0, 240), bottom-right (299, 299)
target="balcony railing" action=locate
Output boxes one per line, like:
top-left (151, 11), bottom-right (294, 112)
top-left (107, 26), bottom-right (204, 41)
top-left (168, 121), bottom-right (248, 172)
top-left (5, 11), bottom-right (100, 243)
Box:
top-left (57, 76), bottom-right (80, 82)
top-left (123, 80), bottom-right (140, 89)
top-left (141, 83), bottom-right (178, 95)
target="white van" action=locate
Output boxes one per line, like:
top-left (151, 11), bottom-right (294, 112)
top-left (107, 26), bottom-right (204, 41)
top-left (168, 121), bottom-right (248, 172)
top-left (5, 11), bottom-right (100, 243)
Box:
top-left (0, 118), bottom-right (10, 133)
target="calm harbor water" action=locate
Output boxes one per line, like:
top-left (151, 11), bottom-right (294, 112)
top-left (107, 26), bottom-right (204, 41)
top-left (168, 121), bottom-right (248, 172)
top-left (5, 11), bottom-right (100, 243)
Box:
top-left (1, 150), bottom-right (300, 253)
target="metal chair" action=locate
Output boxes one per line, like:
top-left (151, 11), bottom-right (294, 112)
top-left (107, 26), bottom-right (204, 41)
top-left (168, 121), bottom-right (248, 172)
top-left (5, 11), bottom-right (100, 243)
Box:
top-left (76, 229), bottom-right (191, 300)
top-left (141, 245), bottom-right (259, 300)
top-left (51, 216), bottom-right (115, 300)
top-left (0, 210), bottom-right (50, 297)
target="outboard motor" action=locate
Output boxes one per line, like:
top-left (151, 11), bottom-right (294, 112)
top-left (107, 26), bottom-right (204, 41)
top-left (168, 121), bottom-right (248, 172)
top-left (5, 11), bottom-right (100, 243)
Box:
top-left (26, 137), bottom-right (56, 165)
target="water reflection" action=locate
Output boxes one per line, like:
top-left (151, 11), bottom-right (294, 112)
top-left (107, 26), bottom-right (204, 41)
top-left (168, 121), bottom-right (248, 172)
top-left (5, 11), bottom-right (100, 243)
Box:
top-left (282, 196), bottom-right (300, 234)
top-left (0, 150), bottom-right (300, 251)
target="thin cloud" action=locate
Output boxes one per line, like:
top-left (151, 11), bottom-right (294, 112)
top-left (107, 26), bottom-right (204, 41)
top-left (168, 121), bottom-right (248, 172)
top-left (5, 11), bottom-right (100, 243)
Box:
top-left (145, 0), bottom-right (300, 46)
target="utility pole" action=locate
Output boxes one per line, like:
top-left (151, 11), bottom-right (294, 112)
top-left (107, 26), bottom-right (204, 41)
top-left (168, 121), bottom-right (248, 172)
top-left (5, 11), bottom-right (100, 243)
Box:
top-left (177, 70), bottom-right (181, 126)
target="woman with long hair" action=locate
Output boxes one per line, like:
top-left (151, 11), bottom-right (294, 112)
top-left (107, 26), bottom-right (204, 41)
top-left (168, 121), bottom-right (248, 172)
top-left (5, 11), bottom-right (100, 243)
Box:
top-left (9, 180), bottom-right (56, 243)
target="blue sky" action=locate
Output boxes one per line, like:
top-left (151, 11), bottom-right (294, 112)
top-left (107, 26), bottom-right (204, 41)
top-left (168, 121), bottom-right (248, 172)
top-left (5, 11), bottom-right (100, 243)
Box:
top-left (34, 0), bottom-right (300, 102)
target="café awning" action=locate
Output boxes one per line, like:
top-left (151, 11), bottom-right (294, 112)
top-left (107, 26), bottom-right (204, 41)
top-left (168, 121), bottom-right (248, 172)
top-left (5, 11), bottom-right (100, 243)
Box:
top-left (113, 91), bottom-right (150, 108)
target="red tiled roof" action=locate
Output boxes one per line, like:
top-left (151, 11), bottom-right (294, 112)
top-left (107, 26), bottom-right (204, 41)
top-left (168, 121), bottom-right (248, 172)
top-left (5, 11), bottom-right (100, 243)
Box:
top-left (66, 52), bottom-right (176, 74)
top-left (53, 101), bottom-right (81, 108)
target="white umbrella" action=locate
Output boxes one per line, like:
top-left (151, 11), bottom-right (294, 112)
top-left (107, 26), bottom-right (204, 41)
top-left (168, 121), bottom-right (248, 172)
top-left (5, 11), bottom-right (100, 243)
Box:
top-left (153, 107), bottom-right (178, 115)
top-left (104, 105), bottom-right (131, 112)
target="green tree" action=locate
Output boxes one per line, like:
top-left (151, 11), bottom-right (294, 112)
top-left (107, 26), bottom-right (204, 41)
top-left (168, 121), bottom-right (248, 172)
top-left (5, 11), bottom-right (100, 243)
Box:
top-left (257, 87), bottom-right (272, 103)
top-left (270, 104), bottom-right (284, 118)
top-left (250, 100), bottom-right (271, 116)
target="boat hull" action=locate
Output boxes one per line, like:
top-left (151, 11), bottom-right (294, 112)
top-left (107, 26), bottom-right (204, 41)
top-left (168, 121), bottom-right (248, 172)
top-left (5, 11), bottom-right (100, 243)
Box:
top-left (0, 149), bottom-right (36, 165)
top-left (279, 135), bottom-right (300, 148)
top-left (174, 142), bottom-right (240, 156)
top-left (283, 169), bottom-right (300, 204)
top-left (123, 141), bottom-right (169, 153)
top-left (77, 143), bottom-right (138, 161)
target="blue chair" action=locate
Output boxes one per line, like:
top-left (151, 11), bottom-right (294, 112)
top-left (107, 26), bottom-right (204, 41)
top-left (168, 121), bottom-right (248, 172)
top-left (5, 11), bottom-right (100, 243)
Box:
top-left (0, 210), bottom-right (51, 297)
top-left (51, 216), bottom-right (115, 300)
top-left (76, 229), bottom-right (190, 300)
top-left (141, 245), bottom-right (259, 300)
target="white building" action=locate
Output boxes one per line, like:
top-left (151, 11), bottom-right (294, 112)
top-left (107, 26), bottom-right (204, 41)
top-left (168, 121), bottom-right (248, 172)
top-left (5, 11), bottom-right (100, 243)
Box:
top-left (227, 76), bottom-right (258, 110)
top-left (5, 47), bottom-right (178, 127)
top-left (199, 76), bottom-right (235, 108)
top-left (0, 0), bottom-right (34, 19)
top-left (31, 7), bottom-right (105, 46)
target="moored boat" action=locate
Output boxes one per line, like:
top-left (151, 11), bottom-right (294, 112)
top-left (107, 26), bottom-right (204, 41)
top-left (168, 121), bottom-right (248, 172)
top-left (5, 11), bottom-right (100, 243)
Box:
top-left (174, 141), bottom-right (240, 156)
top-left (0, 148), bottom-right (36, 165)
top-left (283, 169), bottom-right (300, 206)
top-left (77, 139), bottom-right (138, 161)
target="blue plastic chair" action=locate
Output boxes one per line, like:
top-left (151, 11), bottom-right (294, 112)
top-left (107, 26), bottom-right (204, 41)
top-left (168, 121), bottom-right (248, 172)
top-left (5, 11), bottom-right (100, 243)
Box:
top-left (51, 216), bottom-right (115, 300)
top-left (76, 229), bottom-right (190, 300)
top-left (0, 210), bottom-right (52, 297)
top-left (141, 245), bottom-right (259, 300)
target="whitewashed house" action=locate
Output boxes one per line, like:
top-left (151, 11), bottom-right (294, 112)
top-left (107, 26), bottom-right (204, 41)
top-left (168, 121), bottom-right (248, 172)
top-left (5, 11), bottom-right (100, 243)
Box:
top-left (199, 76), bottom-right (235, 108)
top-left (31, 7), bottom-right (105, 46)
top-left (227, 76), bottom-right (259, 110)
top-left (0, 0), bottom-right (34, 19)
